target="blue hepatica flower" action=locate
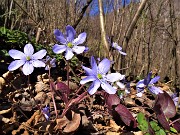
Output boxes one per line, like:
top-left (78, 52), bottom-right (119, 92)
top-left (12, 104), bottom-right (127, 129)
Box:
top-left (8, 43), bottom-right (47, 75)
top-left (80, 56), bottom-right (124, 95)
top-left (112, 42), bottom-right (127, 55)
top-left (107, 37), bottom-right (126, 55)
top-left (44, 56), bottom-right (56, 70)
top-left (42, 106), bottom-right (50, 120)
top-left (136, 72), bottom-right (163, 97)
top-left (53, 25), bottom-right (87, 60)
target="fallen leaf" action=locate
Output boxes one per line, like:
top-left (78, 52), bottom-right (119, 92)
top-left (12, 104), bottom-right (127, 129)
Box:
top-left (63, 111), bottom-right (81, 133)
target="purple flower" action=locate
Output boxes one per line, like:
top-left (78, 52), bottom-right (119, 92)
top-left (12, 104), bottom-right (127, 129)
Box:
top-left (136, 72), bottom-right (163, 96)
top-left (44, 56), bottom-right (56, 70)
top-left (107, 37), bottom-right (126, 55)
top-left (8, 43), bottom-right (47, 75)
top-left (53, 25), bottom-right (87, 60)
top-left (171, 93), bottom-right (180, 108)
top-left (112, 42), bottom-right (127, 55)
top-left (80, 56), bottom-right (124, 95)
top-left (42, 106), bottom-right (50, 120)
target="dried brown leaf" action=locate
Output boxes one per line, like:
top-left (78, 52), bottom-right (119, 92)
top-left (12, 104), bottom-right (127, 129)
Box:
top-left (55, 116), bottom-right (70, 130)
top-left (35, 82), bottom-right (49, 93)
top-left (34, 91), bottom-right (49, 104)
top-left (63, 111), bottom-right (81, 133)
top-left (64, 81), bottom-right (78, 91)
top-left (0, 108), bottom-right (11, 115)
top-left (0, 77), bottom-right (5, 90)
top-left (106, 132), bottom-right (120, 135)
top-left (0, 114), bottom-right (10, 123)
top-left (108, 119), bottom-right (121, 132)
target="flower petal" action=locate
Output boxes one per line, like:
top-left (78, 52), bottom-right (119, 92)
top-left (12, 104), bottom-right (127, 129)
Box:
top-left (84, 46), bottom-right (89, 52)
top-left (32, 60), bottom-right (46, 67)
top-left (54, 29), bottom-right (67, 44)
top-left (24, 44), bottom-right (34, 56)
top-left (50, 58), bottom-right (56, 67)
top-left (72, 46), bottom-right (85, 54)
top-left (116, 82), bottom-right (125, 89)
top-left (136, 79), bottom-right (145, 88)
top-left (9, 50), bottom-right (26, 60)
top-left (98, 58), bottom-right (111, 74)
top-left (106, 73), bottom-right (125, 82)
top-left (149, 76), bottom-right (160, 84)
top-left (82, 66), bottom-right (94, 76)
top-left (144, 72), bottom-right (152, 85)
top-left (136, 79), bottom-right (145, 93)
top-left (119, 51), bottom-right (127, 55)
top-left (32, 49), bottom-right (47, 59)
top-left (8, 60), bottom-right (25, 71)
top-left (101, 81), bottom-right (116, 94)
top-left (148, 86), bottom-right (163, 95)
top-left (91, 56), bottom-right (98, 74)
top-left (53, 44), bottom-right (66, 54)
top-left (22, 62), bottom-right (34, 75)
top-left (65, 49), bottom-right (74, 60)
top-left (88, 80), bottom-right (101, 95)
top-left (80, 76), bottom-right (96, 84)
top-left (173, 97), bottom-right (179, 107)
top-left (112, 43), bottom-right (122, 51)
top-left (66, 25), bottom-right (76, 42)
top-left (72, 32), bottom-right (86, 45)
top-left (136, 92), bottom-right (143, 97)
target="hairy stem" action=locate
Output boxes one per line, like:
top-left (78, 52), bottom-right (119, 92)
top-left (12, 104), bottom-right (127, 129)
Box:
top-left (48, 68), bottom-right (58, 118)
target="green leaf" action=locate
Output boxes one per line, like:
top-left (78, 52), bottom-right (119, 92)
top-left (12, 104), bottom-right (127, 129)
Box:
top-left (137, 112), bottom-right (146, 124)
top-left (137, 113), bottom-right (149, 131)
top-left (155, 129), bottom-right (166, 135)
top-left (150, 121), bottom-right (160, 131)
top-left (170, 127), bottom-right (177, 133)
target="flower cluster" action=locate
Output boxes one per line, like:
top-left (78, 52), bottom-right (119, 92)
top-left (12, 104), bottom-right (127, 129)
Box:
top-left (7, 25), bottom-right (126, 96)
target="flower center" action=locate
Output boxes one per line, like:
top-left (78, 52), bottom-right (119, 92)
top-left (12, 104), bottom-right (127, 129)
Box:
top-left (26, 56), bottom-right (31, 61)
top-left (97, 73), bottom-right (103, 79)
top-left (67, 42), bottom-right (73, 48)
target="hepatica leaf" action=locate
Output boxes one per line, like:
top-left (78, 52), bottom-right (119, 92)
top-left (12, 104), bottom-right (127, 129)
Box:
top-left (115, 104), bottom-right (137, 128)
top-left (153, 91), bottom-right (176, 130)
top-left (137, 112), bottom-right (149, 131)
top-left (104, 93), bottom-right (120, 110)
top-left (155, 91), bottom-right (176, 118)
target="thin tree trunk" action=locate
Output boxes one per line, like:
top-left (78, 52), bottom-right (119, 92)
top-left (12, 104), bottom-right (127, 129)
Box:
top-left (73, 0), bottom-right (93, 29)
top-left (120, 0), bottom-right (148, 72)
top-left (98, 0), bottom-right (110, 58)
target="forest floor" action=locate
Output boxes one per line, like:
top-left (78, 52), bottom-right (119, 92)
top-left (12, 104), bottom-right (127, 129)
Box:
top-left (0, 62), bottom-right (179, 135)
